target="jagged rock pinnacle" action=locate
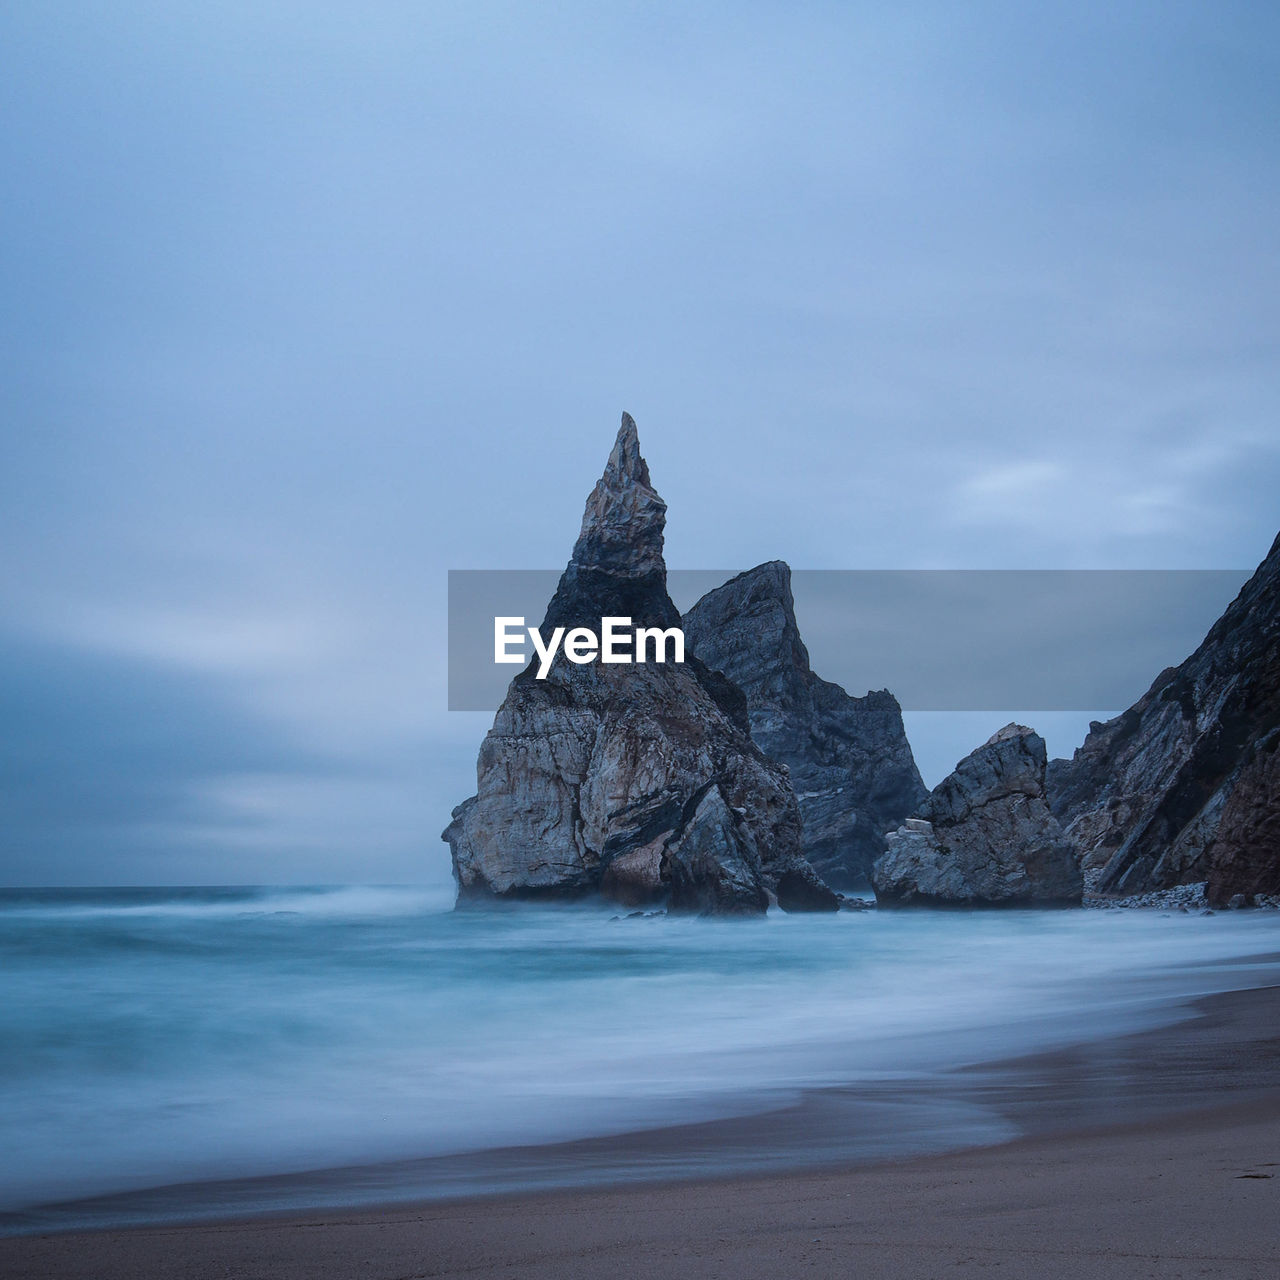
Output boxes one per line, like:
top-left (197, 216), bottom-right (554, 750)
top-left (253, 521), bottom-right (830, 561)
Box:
top-left (568, 412), bottom-right (665, 578)
top-left (607, 412), bottom-right (650, 486)
top-left (444, 413), bottom-right (839, 915)
top-left (683, 561), bottom-right (927, 889)
top-left (542, 413), bottom-right (676, 633)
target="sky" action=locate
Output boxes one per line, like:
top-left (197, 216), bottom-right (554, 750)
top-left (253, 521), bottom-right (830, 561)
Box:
top-left (2, 1), bottom-right (1278, 886)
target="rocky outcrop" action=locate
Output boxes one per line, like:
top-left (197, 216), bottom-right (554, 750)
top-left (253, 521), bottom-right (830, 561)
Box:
top-left (872, 724), bottom-right (1082, 906)
top-left (682, 562), bottom-right (927, 889)
top-left (1205, 727), bottom-right (1280, 903)
top-left (443, 414), bottom-right (838, 915)
top-left (1048, 532), bottom-right (1280, 903)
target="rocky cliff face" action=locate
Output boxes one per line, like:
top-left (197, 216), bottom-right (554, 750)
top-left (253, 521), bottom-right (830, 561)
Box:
top-left (1048, 532), bottom-right (1280, 903)
top-left (443, 415), bottom-right (838, 915)
top-left (873, 724), bottom-right (1082, 906)
top-left (682, 562), bottom-right (927, 888)
top-left (1206, 729), bottom-right (1280, 902)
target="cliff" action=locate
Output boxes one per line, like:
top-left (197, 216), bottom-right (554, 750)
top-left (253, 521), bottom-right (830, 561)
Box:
top-left (1048, 531), bottom-right (1280, 904)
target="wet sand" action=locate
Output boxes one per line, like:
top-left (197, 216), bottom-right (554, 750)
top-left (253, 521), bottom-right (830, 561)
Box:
top-left (4, 983), bottom-right (1280, 1279)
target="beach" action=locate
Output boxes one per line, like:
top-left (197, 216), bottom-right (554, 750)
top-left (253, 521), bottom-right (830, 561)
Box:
top-left (4, 978), bottom-right (1278, 1279)
top-left (5, 3), bottom-right (1279, 1277)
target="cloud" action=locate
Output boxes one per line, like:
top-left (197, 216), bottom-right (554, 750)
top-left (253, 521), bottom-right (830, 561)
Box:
top-left (1, 2), bottom-right (1277, 881)
top-left (0, 630), bottom-right (334, 881)
top-left (953, 461), bottom-right (1064, 519)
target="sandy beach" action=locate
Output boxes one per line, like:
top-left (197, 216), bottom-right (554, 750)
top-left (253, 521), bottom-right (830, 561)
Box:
top-left (5, 979), bottom-right (1279, 1280)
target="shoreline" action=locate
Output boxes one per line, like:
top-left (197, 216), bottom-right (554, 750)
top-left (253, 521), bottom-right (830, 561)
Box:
top-left (4, 978), bottom-right (1280, 1276)
top-left (5, 974), bottom-right (1277, 1239)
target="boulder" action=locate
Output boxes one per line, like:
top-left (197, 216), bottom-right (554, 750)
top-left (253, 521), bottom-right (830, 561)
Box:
top-left (873, 724), bottom-right (1082, 906)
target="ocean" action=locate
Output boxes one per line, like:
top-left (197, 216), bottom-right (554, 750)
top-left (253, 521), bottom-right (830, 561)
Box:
top-left (2, 886), bottom-right (1278, 1232)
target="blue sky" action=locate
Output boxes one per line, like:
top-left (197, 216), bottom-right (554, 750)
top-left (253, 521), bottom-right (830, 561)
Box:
top-left (2, 2), bottom-right (1278, 885)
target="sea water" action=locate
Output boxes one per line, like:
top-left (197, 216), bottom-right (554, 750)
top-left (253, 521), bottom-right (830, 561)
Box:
top-left (1, 886), bottom-right (1277, 1228)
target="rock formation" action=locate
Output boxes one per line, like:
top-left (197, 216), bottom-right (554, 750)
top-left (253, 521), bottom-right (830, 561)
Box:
top-left (1048, 532), bottom-right (1280, 904)
top-left (1205, 729), bottom-right (1280, 902)
top-left (682, 562), bottom-right (927, 888)
top-left (443, 414), bottom-right (838, 915)
top-left (872, 724), bottom-right (1082, 906)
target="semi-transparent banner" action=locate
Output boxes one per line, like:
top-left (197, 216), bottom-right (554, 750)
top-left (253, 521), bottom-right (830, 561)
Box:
top-left (447, 569), bottom-right (1250, 712)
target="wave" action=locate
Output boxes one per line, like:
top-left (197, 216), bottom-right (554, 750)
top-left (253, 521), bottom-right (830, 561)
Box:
top-left (0, 883), bottom-right (455, 921)
top-left (3, 894), bottom-right (1279, 1222)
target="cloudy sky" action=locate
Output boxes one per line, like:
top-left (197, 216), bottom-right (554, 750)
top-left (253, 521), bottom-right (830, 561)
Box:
top-left (2, 2), bottom-right (1278, 886)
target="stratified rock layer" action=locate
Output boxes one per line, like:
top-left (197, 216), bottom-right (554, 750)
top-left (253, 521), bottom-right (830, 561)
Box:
top-left (1206, 729), bottom-right (1280, 902)
top-left (443, 415), bottom-right (837, 915)
top-left (682, 562), bottom-right (927, 889)
top-left (873, 724), bottom-right (1082, 906)
top-left (1048, 532), bottom-right (1280, 904)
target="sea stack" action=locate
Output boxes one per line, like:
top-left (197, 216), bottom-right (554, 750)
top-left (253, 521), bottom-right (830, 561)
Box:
top-left (683, 562), bottom-right (927, 888)
top-left (1048, 530), bottom-right (1280, 904)
top-left (443, 414), bottom-right (838, 915)
top-left (872, 724), bottom-right (1082, 907)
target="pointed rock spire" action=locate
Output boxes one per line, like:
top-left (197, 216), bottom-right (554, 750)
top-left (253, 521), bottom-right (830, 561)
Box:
top-left (683, 562), bottom-right (927, 889)
top-left (444, 413), bottom-right (839, 915)
top-left (543, 413), bottom-right (677, 632)
top-left (605, 412), bottom-right (650, 485)
top-left (569, 412), bottom-right (666, 579)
